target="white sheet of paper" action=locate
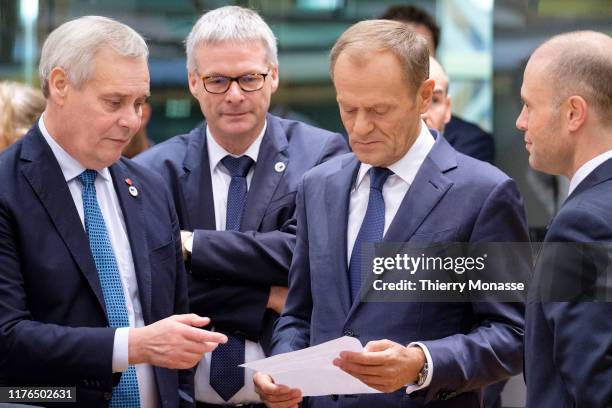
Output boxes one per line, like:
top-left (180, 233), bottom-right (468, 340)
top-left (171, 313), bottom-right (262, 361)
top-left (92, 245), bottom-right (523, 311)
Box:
top-left (241, 336), bottom-right (381, 396)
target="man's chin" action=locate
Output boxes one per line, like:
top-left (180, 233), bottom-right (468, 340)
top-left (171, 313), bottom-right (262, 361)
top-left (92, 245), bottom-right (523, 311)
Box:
top-left (353, 151), bottom-right (387, 167)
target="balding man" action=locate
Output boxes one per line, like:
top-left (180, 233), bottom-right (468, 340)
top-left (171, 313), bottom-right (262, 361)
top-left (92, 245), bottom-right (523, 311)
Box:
top-left (381, 4), bottom-right (495, 164)
top-left (421, 57), bottom-right (452, 134)
top-left (517, 31), bottom-right (612, 407)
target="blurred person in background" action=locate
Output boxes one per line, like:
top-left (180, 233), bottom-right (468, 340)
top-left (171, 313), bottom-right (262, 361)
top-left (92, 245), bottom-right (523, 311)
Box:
top-left (421, 57), bottom-right (452, 134)
top-left (381, 4), bottom-right (496, 164)
top-left (0, 80), bottom-right (46, 152)
top-left (123, 101), bottom-right (153, 158)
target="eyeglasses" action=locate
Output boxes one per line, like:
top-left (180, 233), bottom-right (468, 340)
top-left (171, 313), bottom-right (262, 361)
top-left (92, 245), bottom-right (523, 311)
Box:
top-left (200, 71), bottom-right (270, 94)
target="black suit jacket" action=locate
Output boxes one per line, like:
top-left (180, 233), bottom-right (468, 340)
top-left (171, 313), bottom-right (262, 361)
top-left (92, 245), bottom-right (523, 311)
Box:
top-left (444, 115), bottom-right (495, 164)
top-left (0, 125), bottom-right (192, 407)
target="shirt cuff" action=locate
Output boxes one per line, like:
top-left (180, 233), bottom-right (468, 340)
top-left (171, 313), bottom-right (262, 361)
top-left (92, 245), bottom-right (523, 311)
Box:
top-left (112, 327), bottom-right (130, 373)
top-left (404, 342), bottom-right (433, 394)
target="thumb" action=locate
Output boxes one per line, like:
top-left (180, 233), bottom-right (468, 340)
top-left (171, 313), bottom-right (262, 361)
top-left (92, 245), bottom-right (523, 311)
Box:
top-left (364, 339), bottom-right (394, 352)
top-left (174, 313), bottom-right (210, 327)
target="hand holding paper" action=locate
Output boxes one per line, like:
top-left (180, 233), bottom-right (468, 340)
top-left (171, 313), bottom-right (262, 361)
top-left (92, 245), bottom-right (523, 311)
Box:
top-left (333, 338), bottom-right (425, 393)
top-left (245, 336), bottom-right (381, 398)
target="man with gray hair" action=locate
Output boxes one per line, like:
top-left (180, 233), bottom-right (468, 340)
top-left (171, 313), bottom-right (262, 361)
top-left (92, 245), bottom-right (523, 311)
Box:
top-left (135, 6), bottom-right (348, 407)
top-left (254, 19), bottom-right (527, 408)
top-left (517, 31), bottom-right (612, 407)
top-left (0, 16), bottom-right (226, 408)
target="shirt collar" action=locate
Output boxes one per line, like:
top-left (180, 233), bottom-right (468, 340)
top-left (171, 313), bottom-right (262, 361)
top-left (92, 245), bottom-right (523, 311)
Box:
top-left (568, 149), bottom-right (612, 196)
top-left (38, 115), bottom-right (111, 183)
top-left (354, 120), bottom-right (435, 189)
top-left (206, 120), bottom-right (267, 171)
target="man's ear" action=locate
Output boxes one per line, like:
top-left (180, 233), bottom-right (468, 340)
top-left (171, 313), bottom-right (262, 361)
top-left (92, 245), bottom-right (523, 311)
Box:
top-left (188, 71), bottom-right (200, 98)
top-left (566, 95), bottom-right (588, 132)
top-left (444, 95), bottom-right (452, 124)
top-left (419, 79), bottom-right (435, 114)
top-left (48, 67), bottom-right (69, 105)
top-left (269, 64), bottom-right (280, 94)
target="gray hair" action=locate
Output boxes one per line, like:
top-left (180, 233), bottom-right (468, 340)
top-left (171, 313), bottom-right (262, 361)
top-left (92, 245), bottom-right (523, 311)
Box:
top-left (330, 19), bottom-right (430, 93)
top-left (185, 6), bottom-right (278, 72)
top-left (39, 16), bottom-right (148, 98)
top-left (535, 31), bottom-right (612, 125)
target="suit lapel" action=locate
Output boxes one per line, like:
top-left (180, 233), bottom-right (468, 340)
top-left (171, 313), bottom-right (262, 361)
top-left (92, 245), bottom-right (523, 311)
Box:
top-left (183, 125), bottom-right (215, 230)
top-left (384, 160), bottom-right (454, 243)
top-left (20, 128), bottom-right (107, 317)
top-left (110, 162), bottom-right (152, 323)
top-left (327, 155), bottom-right (360, 317)
top-left (241, 115), bottom-right (289, 232)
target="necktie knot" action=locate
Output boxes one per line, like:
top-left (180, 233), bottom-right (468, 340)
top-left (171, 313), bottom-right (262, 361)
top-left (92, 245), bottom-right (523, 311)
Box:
top-left (369, 167), bottom-right (392, 191)
top-left (222, 155), bottom-right (254, 178)
top-left (78, 169), bottom-right (98, 188)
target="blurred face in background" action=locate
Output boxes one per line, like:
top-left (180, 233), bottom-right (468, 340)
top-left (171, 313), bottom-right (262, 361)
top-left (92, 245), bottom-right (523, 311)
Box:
top-left (334, 50), bottom-right (433, 167)
top-left (421, 57), bottom-right (451, 133)
top-left (188, 40), bottom-right (279, 153)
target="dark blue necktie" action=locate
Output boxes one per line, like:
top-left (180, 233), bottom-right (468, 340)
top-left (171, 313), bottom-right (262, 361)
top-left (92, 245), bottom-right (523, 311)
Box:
top-left (209, 155), bottom-right (253, 401)
top-left (348, 167), bottom-right (392, 302)
top-left (78, 170), bottom-right (140, 408)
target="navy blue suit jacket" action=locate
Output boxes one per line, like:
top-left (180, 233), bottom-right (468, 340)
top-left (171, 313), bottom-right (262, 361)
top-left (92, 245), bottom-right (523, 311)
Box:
top-left (0, 126), bottom-right (192, 408)
top-left (444, 115), bottom-right (495, 164)
top-left (134, 113), bottom-right (348, 351)
top-left (525, 158), bottom-right (612, 408)
top-left (272, 135), bottom-right (528, 407)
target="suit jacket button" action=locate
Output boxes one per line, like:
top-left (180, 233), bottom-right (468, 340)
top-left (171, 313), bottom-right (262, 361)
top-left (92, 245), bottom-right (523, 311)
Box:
top-left (343, 329), bottom-right (354, 337)
top-left (103, 392), bottom-right (112, 400)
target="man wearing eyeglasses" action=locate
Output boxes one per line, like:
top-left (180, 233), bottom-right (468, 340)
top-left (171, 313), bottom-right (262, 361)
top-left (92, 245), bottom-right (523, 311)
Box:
top-left (135, 6), bottom-right (348, 407)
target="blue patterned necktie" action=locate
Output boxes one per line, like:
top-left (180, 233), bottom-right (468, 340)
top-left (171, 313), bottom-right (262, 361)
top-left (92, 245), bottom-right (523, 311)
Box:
top-left (78, 170), bottom-right (140, 408)
top-left (348, 167), bottom-right (392, 302)
top-left (209, 155), bottom-right (253, 401)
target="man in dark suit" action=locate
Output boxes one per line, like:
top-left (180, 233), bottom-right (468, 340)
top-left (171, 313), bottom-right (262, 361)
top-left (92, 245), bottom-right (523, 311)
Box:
top-left (254, 20), bottom-right (527, 408)
top-left (381, 4), bottom-right (495, 164)
top-left (135, 6), bottom-right (348, 407)
top-left (0, 16), bottom-right (226, 408)
top-left (517, 31), bottom-right (612, 408)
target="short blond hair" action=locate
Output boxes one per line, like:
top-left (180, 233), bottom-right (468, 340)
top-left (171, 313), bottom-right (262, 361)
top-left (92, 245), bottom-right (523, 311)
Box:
top-left (330, 19), bottom-right (430, 93)
top-left (0, 81), bottom-right (46, 151)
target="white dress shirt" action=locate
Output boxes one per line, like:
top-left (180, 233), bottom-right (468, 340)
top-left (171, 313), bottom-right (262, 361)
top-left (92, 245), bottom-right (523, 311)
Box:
top-left (346, 121), bottom-right (435, 393)
top-left (39, 116), bottom-right (158, 408)
top-left (568, 149), bottom-right (612, 196)
top-left (194, 123), bottom-right (267, 404)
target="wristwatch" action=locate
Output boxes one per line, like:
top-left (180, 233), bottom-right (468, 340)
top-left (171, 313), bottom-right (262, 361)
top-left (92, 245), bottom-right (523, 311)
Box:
top-left (416, 362), bottom-right (429, 387)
